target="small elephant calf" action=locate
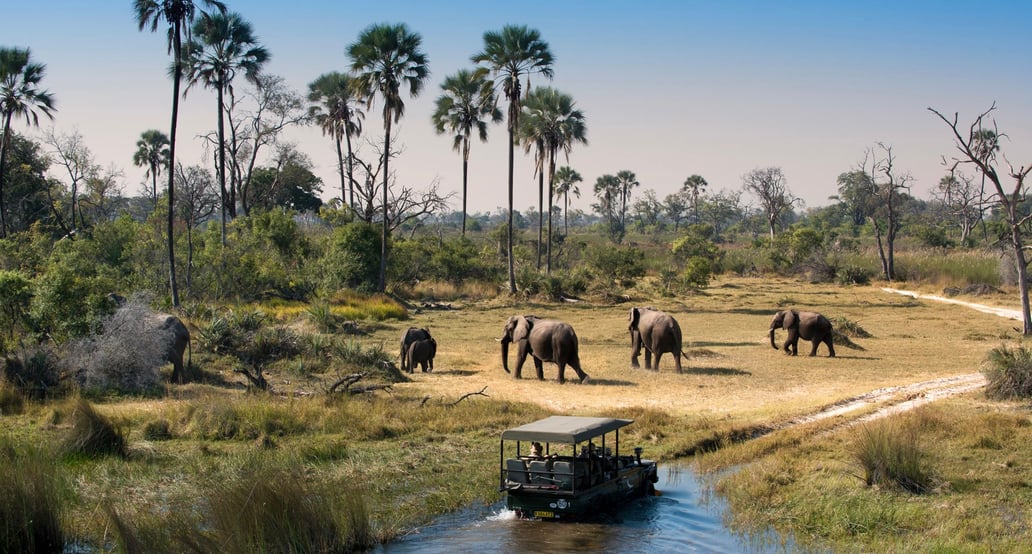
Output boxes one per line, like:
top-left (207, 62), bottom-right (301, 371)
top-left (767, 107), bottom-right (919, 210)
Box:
top-left (406, 337), bottom-right (436, 373)
top-left (769, 309), bottom-right (835, 357)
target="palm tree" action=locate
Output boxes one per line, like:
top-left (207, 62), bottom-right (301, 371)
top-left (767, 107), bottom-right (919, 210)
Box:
top-left (184, 10), bottom-right (268, 238)
top-left (473, 25), bottom-right (554, 294)
top-left (0, 47), bottom-right (55, 238)
top-left (616, 170), bottom-right (639, 229)
top-left (520, 87), bottom-right (586, 272)
top-left (682, 174), bottom-right (708, 224)
top-left (308, 71), bottom-right (364, 210)
top-left (554, 165), bottom-right (581, 235)
top-left (135, 0), bottom-right (226, 308)
top-left (132, 129), bottom-right (170, 210)
top-left (431, 67), bottom-right (500, 236)
top-left (348, 23), bottom-right (429, 292)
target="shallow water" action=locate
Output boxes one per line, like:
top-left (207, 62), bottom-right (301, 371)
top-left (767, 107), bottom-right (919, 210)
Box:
top-left (374, 464), bottom-right (795, 553)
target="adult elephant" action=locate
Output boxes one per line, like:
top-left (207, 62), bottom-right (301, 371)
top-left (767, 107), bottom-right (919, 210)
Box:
top-left (628, 307), bottom-right (685, 373)
top-left (108, 294), bottom-right (190, 383)
top-left (405, 337), bottom-right (436, 373)
top-left (500, 315), bottom-right (589, 384)
top-left (769, 309), bottom-right (835, 357)
top-left (400, 327), bottom-right (432, 371)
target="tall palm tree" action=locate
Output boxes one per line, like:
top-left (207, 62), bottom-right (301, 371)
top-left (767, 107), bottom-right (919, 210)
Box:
top-left (135, 0), bottom-right (226, 308)
top-left (682, 174), bottom-right (707, 224)
top-left (518, 123), bottom-right (547, 269)
top-left (520, 87), bottom-right (586, 272)
top-left (431, 67), bottom-right (500, 236)
top-left (473, 25), bottom-right (554, 294)
top-left (554, 165), bottom-right (582, 235)
top-left (184, 10), bottom-right (268, 236)
top-left (616, 170), bottom-right (639, 230)
top-left (0, 47), bottom-right (55, 238)
top-left (132, 129), bottom-right (170, 210)
top-left (348, 23), bottom-right (429, 292)
top-left (308, 71), bottom-right (364, 210)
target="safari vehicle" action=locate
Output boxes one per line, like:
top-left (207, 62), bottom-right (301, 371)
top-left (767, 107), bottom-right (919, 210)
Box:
top-left (499, 416), bottom-right (659, 520)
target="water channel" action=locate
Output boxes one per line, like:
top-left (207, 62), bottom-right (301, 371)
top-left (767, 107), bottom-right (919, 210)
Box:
top-left (374, 463), bottom-right (797, 553)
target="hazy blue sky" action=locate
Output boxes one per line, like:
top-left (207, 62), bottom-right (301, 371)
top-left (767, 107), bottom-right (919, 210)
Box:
top-left (4, 1), bottom-right (1031, 214)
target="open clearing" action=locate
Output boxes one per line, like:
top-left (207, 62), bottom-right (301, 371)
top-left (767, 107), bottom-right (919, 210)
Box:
top-left (362, 278), bottom-right (1017, 433)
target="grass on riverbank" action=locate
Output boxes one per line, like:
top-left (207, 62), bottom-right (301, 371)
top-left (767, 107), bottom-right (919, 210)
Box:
top-left (1, 275), bottom-right (1030, 550)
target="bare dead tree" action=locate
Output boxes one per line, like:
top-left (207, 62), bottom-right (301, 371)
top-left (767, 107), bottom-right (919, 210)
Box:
top-left (860, 143), bottom-right (913, 281)
top-left (741, 166), bottom-right (800, 240)
top-left (934, 170), bottom-right (988, 245)
top-left (930, 103), bottom-right (1032, 334)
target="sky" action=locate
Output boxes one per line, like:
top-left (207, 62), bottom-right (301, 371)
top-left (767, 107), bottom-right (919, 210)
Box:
top-left (4, 0), bottom-right (1031, 215)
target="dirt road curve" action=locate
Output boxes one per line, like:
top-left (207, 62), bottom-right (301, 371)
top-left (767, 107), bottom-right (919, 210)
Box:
top-left (801, 287), bottom-right (1015, 427)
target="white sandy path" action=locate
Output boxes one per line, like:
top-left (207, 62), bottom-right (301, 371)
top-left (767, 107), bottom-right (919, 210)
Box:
top-left (781, 288), bottom-right (1024, 429)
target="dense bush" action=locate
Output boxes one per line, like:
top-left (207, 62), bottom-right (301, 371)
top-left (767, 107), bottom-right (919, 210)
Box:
top-left (851, 419), bottom-right (934, 494)
top-left (317, 222), bottom-right (383, 293)
top-left (982, 345), bottom-right (1032, 399)
top-left (584, 244), bottom-right (645, 286)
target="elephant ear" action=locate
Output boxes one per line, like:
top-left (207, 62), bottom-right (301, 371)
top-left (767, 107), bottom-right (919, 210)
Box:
top-left (513, 315), bottom-right (534, 342)
top-left (629, 307), bottom-right (640, 328)
top-left (784, 310), bottom-right (798, 329)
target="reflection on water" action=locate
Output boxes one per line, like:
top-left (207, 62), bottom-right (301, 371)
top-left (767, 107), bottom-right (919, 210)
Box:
top-left (374, 464), bottom-right (794, 553)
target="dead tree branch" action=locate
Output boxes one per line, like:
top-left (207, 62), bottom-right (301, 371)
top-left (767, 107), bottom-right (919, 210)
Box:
top-left (449, 386), bottom-right (489, 406)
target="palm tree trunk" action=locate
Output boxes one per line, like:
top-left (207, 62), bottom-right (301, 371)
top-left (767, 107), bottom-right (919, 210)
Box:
top-left (546, 149), bottom-right (556, 274)
top-left (564, 192), bottom-right (569, 236)
top-left (335, 130), bottom-right (346, 205)
top-left (217, 84), bottom-right (228, 247)
top-left (0, 112), bottom-right (13, 238)
top-left (506, 118), bottom-right (517, 294)
top-left (379, 116), bottom-right (391, 292)
top-left (167, 22), bottom-right (182, 308)
top-left (537, 168), bottom-right (543, 270)
top-left (151, 162), bottom-right (159, 210)
top-left (461, 139), bottom-right (469, 236)
top-left (345, 117), bottom-right (356, 212)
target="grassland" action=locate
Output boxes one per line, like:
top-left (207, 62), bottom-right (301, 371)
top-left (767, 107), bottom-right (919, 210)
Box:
top-left (2, 275), bottom-right (1030, 551)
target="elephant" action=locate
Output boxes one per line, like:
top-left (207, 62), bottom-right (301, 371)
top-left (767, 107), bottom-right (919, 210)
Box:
top-left (405, 337), bottom-right (436, 373)
top-left (629, 307), bottom-right (685, 373)
top-left (400, 327), bottom-right (432, 371)
top-left (108, 293), bottom-right (190, 383)
top-left (769, 309), bottom-right (835, 357)
top-left (157, 314), bottom-right (191, 383)
top-left (500, 315), bottom-right (589, 384)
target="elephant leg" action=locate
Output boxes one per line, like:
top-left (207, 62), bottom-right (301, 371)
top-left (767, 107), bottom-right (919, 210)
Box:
top-left (514, 346), bottom-right (528, 379)
top-left (568, 356), bottom-right (589, 384)
top-left (533, 357), bottom-right (545, 380)
top-left (809, 340), bottom-right (819, 356)
top-left (785, 331), bottom-right (799, 355)
top-left (652, 351), bottom-right (662, 371)
top-left (630, 330), bottom-right (642, 369)
top-left (825, 336), bottom-right (836, 358)
top-left (421, 360), bottom-right (429, 372)
top-left (557, 362), bottom-right (566, 384)
top-left (644, 347), bottom-right (654, 370)
top-left (672, 351), bottom-right (683, 374)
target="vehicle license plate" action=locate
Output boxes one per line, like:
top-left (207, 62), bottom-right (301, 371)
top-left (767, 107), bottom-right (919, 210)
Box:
top-left (533, 511), bottom-right (554, 519)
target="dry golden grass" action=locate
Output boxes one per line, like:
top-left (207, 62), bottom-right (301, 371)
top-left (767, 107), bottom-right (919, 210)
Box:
top-left (366, 276), bottom-right (1017, 428)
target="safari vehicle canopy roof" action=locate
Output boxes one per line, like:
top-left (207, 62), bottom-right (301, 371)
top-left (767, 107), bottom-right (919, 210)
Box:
top-left (501, 416), bottom-right (633, 444)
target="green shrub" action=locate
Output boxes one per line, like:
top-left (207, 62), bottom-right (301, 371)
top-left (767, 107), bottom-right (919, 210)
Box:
top-left (2, 346), bottom-right (60, 400)
top-left (0, 269), bottom-right (32, 351)
top-left (837, 264), bottom-right (873, 285)
top-left (584, 244), bottom-right (645, 285)
top-left (851, 419), bottom-right (933, 493)
top-left (318, 222), bottom-right (383, 293)
top-left (982, 345), bottom-right (1032, 399)
top-left (681, 257), bottom-right (713, 290)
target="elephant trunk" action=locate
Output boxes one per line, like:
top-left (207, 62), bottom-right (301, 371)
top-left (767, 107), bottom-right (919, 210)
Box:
top-left (769, 327), bottom-right (777, 349)
top-left (501, 337), bottom-right (511, 373)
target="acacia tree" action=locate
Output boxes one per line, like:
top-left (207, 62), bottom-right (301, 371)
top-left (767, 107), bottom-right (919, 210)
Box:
top-left (935, 171), bottom-right (985, 244)
top-left (0, 47), bottom-right (55, 238)
top-left (741, 166), bottom-right (799, 240)
top-left (308, 71), bottom-right (364, 209)
top-left (135, 0), bottom-right (226, 307)
top-left (554, 165), bottom-right (581, 235)
top-left (132, 129), bottom-right (169, 210)
top-left (858, 143), bottom-right (912, 281)
top-left (349, 23), bottom-right (429, 292)
top-left (473, 25), bottom-right (554, 294)
top-left (431, 67), bottom-right (500, 236)
top-left (173, 162), bottom-right (217, 290)
top-left (930, 104), bottom-right (1032, 334)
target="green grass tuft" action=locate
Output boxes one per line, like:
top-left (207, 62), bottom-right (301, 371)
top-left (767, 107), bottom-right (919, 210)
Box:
top-left (851, 420), bottom-right (934, 494)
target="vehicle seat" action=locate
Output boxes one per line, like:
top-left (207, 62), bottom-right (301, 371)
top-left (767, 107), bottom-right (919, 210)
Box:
top-left (528, 460), bottom-right (553, 485)
top-left (552, 461), bottom-right (573, 490)
top-left (506, 458), bottom-right (529, 485)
